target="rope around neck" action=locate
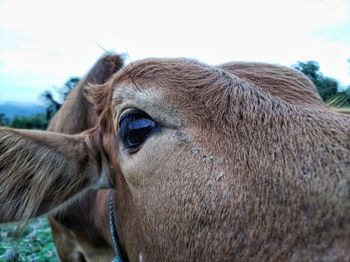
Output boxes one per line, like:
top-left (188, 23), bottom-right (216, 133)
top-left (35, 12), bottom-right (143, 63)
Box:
top-left (109, 192), bottom-right (125, 262)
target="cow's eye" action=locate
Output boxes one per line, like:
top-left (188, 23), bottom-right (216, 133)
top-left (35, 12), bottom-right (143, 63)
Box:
top-left (118, 110), bottom-right (158, 153)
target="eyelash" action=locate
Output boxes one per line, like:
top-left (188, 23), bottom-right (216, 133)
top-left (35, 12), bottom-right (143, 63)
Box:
top-left (118, 110), bottom-right (159, 153)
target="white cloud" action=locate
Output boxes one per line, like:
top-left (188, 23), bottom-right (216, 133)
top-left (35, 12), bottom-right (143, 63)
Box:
top-left (0, 0), bottom-right (349, 103)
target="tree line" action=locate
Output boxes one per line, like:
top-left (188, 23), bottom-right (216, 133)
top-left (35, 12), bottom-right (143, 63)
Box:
top-left (0, 60), bottom-right (349, 130)
top-left (0, 77), bottom-right (80, 129)
top-left (293, 60), bottom-right (350, 106)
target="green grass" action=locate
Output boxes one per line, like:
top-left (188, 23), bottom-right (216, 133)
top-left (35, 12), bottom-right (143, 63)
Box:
top-left (0, 217), bottom-right (57, 262)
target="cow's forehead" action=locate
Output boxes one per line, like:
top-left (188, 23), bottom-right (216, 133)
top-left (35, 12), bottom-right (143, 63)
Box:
top-left (108, 57), bottom-right (326, 133)
top-left (110, 58), bottom-right (230, 124)
top-left (111, 57), bottom-right (223, 94)
top-left (112, 83), bottom-right (186, 129)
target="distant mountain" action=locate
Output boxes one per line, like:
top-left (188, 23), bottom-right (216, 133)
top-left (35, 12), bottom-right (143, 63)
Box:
top-left (0, 102), bottom-right (46, 119)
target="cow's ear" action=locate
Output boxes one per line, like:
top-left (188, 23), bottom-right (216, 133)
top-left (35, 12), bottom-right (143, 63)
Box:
top-left (82, 53), bottom-right (125, 117)
top-left (0, 128), bottom-right (100, 223)
top-left (84, 53), bottom-right (124, 85)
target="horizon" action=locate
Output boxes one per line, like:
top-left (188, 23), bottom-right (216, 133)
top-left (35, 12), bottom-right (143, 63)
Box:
top-left (1, 0), bottom-right (349, 104)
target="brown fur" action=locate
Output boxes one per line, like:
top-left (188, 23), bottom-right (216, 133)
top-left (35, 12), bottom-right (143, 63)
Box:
top-left (218, 62), bottom-right (326, 109)
top-left (0, 129), bottom-right (96, 223)
top-left (47, 54), bottom-right (123, 261)
top-left (93, 58), bottom-right (350, 261)
top-left (1, 56), bottom-right (349, 261)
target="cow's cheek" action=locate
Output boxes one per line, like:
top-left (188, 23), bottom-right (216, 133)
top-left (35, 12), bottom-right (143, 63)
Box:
top-left (118, 130), bottom-right (179, 191)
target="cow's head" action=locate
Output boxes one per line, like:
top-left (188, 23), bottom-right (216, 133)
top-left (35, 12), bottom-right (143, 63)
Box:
top-left (1, 57), bottom-right (349, 260)
top-left (89, 58), bottom-right (350, 260)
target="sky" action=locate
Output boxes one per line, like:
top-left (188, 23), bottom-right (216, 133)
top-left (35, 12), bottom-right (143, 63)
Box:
top-left (0, 0), bottom-right (349, 104)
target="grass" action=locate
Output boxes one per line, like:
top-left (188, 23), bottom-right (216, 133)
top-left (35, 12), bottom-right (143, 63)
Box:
top-left (0, 217), bottom-right (57, 262)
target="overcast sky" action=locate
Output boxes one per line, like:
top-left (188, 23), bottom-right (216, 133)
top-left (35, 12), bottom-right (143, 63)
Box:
top-left (0, 0), bottom-right (349, 104)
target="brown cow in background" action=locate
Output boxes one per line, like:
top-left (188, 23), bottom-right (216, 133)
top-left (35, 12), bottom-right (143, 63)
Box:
top-left (0, 55), bottom-right (349, 261)
top-left (47, 54), bottom-right (124, 261)
top-left (1, 54), bottom-right (122, 261)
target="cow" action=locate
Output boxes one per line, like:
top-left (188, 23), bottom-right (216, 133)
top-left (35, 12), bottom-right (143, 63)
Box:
top-left (0, 56), bottom-right (349, 261)
top-left (47, 54), bottom-right (124, 261)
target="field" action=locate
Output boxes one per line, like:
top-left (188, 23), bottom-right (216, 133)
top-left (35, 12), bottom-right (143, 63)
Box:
top-left (0, 217), bottom-right (57, 262)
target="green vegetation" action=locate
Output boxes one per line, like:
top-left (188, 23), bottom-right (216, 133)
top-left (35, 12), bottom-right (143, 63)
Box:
top-left (0, 77), bottom-right (80, 130)
top-left (293, 60), bottom-right (350, 107)
top-left (7, 115), bottom-right (48, 130)
top-left (0, 113), bottom-right (8, 126)
top-left (0, 218), bottom-right (57, 262)
top-left (0, 113), bottom-right (48, 130)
